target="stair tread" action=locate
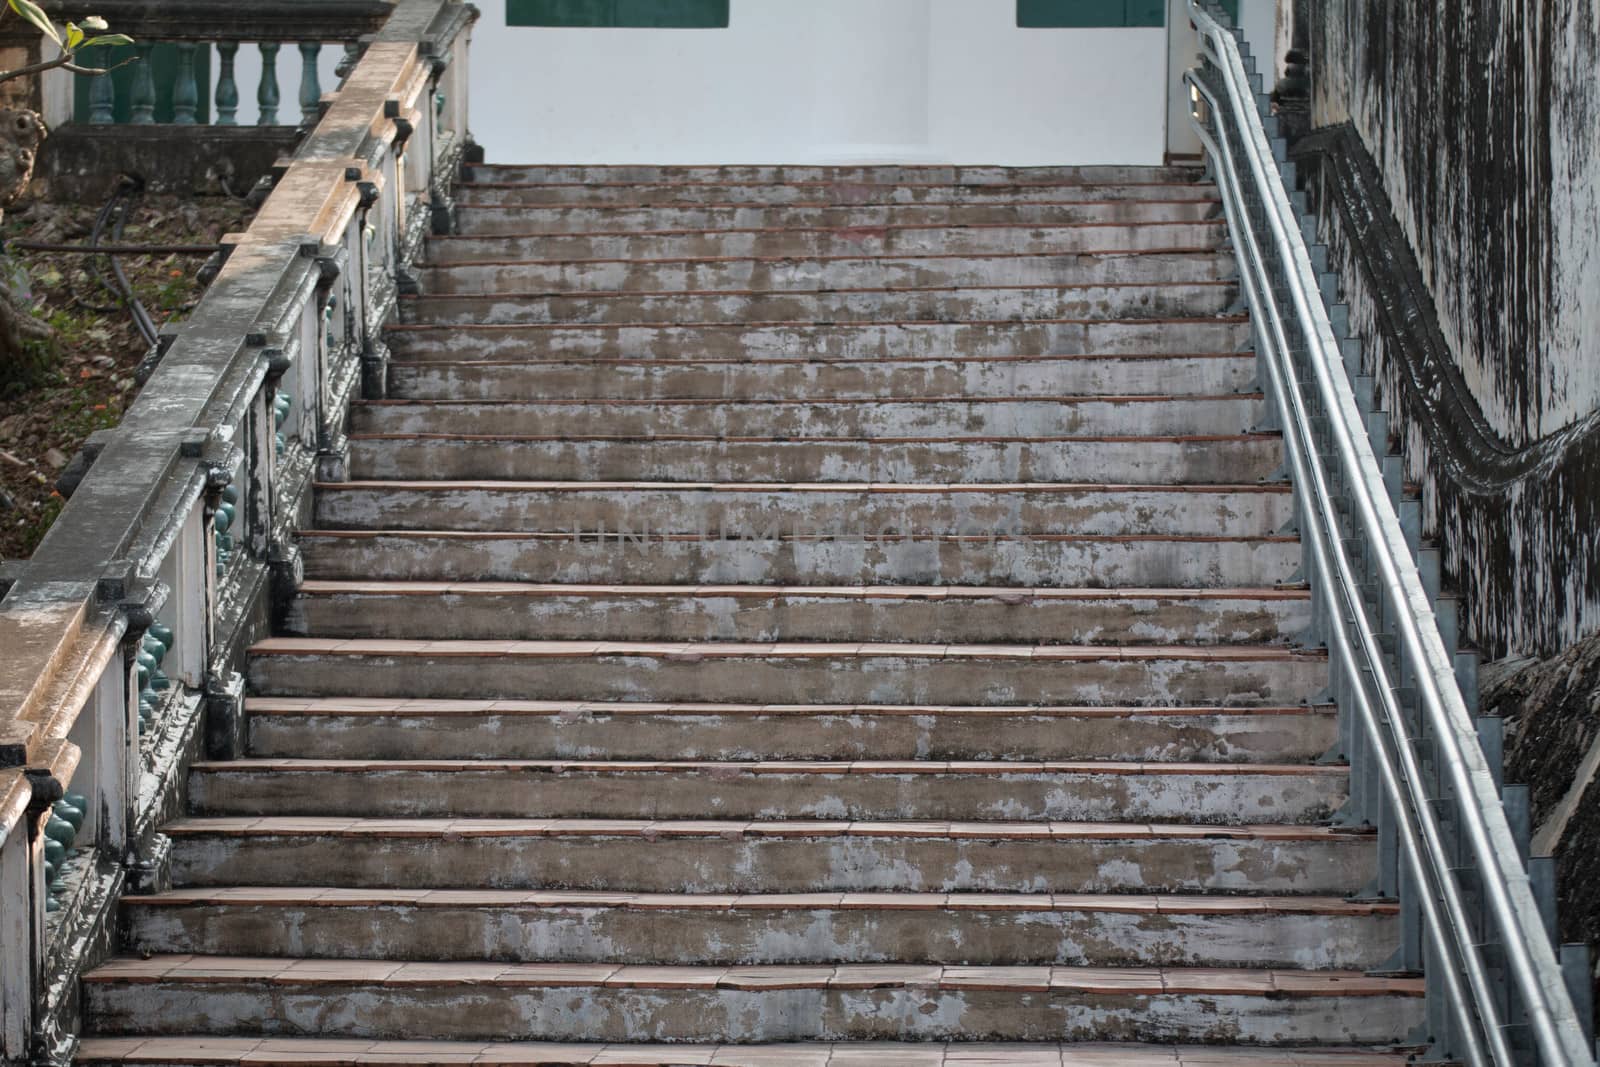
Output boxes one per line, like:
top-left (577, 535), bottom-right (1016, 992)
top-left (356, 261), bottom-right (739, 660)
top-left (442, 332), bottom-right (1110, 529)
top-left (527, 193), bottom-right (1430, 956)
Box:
top-left (382, 353), bottom-right (1254, 367)
top-left (422, 248), bottom-right (1229, 267)
top-left (295, 581), bottom-right (1308, 599)
top-left (126, 887), bottom-right (1392, 914)
top-left (166, 817), bottom-right (1361, 841)
top-left (244, 696), bottom-right (1333, 717)
top-left (84, 956), bottom-right (1420, 997)
top-left (402, 281), bottom-right (1233, 299)
top-left (251, 638), bottom-right (1325, 662)
top-left (430, 219), bottom-right (1227, 239)
top-left (194, 758), bottom-right (1344, 776)
top-left (390, 314), bottom-right (1247, 331)
top-left (75, 1036), bottom-right (1417, 1066)
top-left (313, 479), bottom-right (1287, 493)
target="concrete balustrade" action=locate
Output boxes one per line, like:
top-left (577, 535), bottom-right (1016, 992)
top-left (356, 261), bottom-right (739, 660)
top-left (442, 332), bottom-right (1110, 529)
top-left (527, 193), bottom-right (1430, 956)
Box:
top-left (0, 1), bottom-right (475, 1057)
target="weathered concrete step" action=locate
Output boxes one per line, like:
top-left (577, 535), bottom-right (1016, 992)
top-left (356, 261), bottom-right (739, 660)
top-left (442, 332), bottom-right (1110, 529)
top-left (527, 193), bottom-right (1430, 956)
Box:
top-left (244, 698), bottom-right (1340, 764)
top-left (385, 354), bottom-right (1257, 402)
top-left (82, 958), bottom-right (1420, 1044)
top-left (418, 251), bottom-right (1237, 294)
top-left (122, 889), bottom-right (1394, 970)
top-left (451, 201), bottom-right (1221, 236)
top-left (385, 317), bottom-right (1251, 361)
top-left (247, 639), bottom-right (1326, 707)
top-left (455, 179), bottom-right (1220, 206)
top-left (347, 433), bottom-right (1285, 486)
top-left (74, 1036), bottom-right (1421, 1067)
top-left (310, 481), bottom-right (1296, 539)
top-left (425, 221), bottom-right (1227, 262)
top-left (188, 759), bottom-right (1346, 824)
top-left (286, 582), bottom-right (1310, 645)
top-left (296, 530), bottom-right (1303, 588)
top-left (400, 283), bottom-right (1237, 328)
top-left (463, 163), bottom-right (1206, 184)
top-left (164, 817), bottom-right (1372, 893)
top-left (353, 395), bottom-right (1267, 440)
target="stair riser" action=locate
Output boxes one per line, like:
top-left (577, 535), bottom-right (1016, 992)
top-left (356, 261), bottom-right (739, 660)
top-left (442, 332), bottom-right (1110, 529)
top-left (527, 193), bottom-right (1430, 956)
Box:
top-left (189, 769), bottom-right (1345, 823)
top-left (418, 252), bottom-right (1236, 294)
top-left (123, 904), bottom-right (1393, 969)
top-left (455, 183), bottom-right (1219, 207)
top-left (347, 437), bottom-right (1284, 486)
top-left (353, 397), bottom-right (1267, 439)
top-left (311, 486), bottom-right (1296, 538)
top-left (385, 355), bottom-right (1257, 401)
top-left (297, 533), bottom-right (1303, 588)
top-left (400, 285), bottom-right (1235, 327)
top-left (169, 834), bottom-right (1372, 893)
top-left (386, 319), bottom-right (1251, 361)
top-left (287, 592), bottom-right (1309, 644)
top-left (464, 165), bottom-right (1206, 184)
top-left (451, 202), bottom-right (1221, 236)
top-left (247, 652), bottom-right (1326, 706)
top-left (426, 222), bottom-right (1226, 262)
top-left (246, 709), bottom-right (1338, 764)
top-left (82, 981), bottom-right (1418, 1045)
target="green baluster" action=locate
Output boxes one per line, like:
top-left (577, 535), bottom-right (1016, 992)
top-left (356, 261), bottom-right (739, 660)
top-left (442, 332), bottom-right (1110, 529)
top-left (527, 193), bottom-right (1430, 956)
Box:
top-left (44, 814), bottom-right (75, 849)
top-left (87, 46), bottom-right (116, 124)
top-left (54, 797), bottom-right (84, 832)
top-left (215, 42), bottom-right (239, 125)
top-left (149, 621), bottom-right (175, 649)
top-left (435, 90), bottom-right (446, 123)
top-left (298, 42), bottom-right (322, 123)
top-left (128, 44), bottom-right (156, 123)
top-left (257, 42), bottom-right (281, 125)
top-left (171, 43), bottom-right (199, 124)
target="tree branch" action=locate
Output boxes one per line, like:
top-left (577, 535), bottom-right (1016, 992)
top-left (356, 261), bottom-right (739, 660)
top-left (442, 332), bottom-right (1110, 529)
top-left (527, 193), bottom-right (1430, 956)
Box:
top-left (0, 51), bottom-right (137, 86)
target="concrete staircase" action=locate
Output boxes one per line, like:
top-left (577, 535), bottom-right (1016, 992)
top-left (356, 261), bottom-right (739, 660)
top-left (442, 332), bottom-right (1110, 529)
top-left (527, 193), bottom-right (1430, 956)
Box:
top-left (76, 165), bottom-right (1422, 1065)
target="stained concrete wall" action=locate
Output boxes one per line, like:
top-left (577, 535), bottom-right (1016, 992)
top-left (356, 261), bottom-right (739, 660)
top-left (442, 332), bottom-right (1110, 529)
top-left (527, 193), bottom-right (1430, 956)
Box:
top-left (1309, 0), bottom-right (1600, 445)
top-left (467, 0), bottom-right (1172, 165)
top-left (1300, 0), bottom-right (1600, 658)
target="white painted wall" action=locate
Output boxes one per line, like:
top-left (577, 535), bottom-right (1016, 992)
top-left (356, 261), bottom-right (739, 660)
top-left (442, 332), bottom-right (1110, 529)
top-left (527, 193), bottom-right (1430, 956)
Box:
top-left (468, 0), bottom-right (1170, 165)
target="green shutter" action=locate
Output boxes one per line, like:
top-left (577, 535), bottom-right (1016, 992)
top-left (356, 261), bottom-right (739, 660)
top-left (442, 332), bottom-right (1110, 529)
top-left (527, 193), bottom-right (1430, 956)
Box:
top-left (1017, 0), bottom-right (1241, 28)
top-left (1017, 0), bottom-right (1165, 28)
top-left (507, 0), bottom-right (730, 27)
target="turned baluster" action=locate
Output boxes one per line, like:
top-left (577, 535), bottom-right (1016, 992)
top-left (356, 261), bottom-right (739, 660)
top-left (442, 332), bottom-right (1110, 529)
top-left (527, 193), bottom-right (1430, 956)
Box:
top-left (215, 42), bottom-right (239, 125)
top-left (87, 46), bottom-right (116, 123)
top-left (171, 42), bottom-right (199, 123)
top-left (257, 42), bottom-right (281, 125)
top-left (298, 42), bottom-right (322, 124)
top-left (128, 44), bottom-right (155, 123)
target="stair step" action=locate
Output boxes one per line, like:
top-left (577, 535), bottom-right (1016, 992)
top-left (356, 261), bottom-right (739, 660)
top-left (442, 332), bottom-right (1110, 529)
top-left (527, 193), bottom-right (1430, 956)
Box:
top-left (310, 481), bottom-right (1294, 539)
top-left (353, 396), bottom-right (1266, 440)
top-left (450, 201), bottom-right (1221, 237)
top-left (75, 1036), bottom-right (1421, 1066)
top-left (243, 698), bottom-right (1339, 763)
top-left (454, 178), bottom-right (1219, 206)
top-left (121, 888), bottom-right (1395, 969)
top-left (418, 250), bottom-right (1236, 294)
top-left (164, 817), bottom-right (1372, 894)
top-left (189, 758), bottom-right (1346, 823)
top-left (400, 283), bottom-right (1235, 328)
top-left (296, 529), bottom-right (1302, 587)
top-left (385, 317), bottom-right (1250, 361)
top-left (384, 354), bottom-right (1257, 402)
top-left (346, 432), bottom-right (1284, 485)
top-left (463, 164), bottom-right (1207, 184)
top-left (247, 639), bottom-right (1328, 706)
top-left (82, 957), bottom-right (1421, 1044)
top-left (426, 222), bottom-right (1227, 262)
top-left (285, 582), bottom-right (1310, 644)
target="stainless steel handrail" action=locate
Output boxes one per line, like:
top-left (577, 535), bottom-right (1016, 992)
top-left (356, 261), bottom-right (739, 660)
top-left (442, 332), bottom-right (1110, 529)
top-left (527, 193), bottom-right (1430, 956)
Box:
top-left (1183, 2), bottom-right (1595, 1064)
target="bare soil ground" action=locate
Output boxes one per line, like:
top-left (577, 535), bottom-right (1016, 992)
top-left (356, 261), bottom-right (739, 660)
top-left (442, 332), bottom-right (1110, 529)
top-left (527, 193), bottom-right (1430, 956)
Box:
top-left (0, 192), bottom-right (256, 560)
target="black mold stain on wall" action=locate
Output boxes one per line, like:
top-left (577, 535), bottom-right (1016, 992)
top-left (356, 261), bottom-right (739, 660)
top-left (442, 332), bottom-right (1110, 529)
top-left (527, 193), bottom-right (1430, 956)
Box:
top-left (1293, 126), bottom-right (1600, 661)
top-left (1298, 0), bottom-right (1600, 658)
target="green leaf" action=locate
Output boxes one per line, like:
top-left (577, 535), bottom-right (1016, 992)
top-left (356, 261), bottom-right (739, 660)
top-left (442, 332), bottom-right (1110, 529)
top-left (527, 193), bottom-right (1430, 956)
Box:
top-left (64, 21), bottom-right (83, 49)
top-left (81, 33), bottom-right (132, 48)
top-left (7, 0), bottom-right (61, 47)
